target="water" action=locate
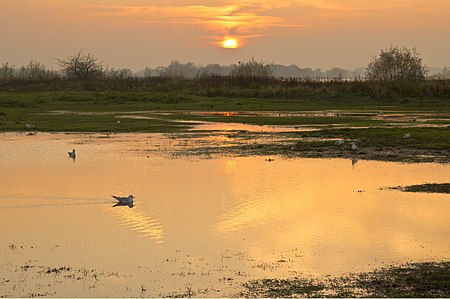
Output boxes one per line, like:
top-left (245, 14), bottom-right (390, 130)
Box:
top-left (0, 132), bottom-right (449, 296)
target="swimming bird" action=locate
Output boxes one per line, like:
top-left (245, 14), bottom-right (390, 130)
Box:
top-left (411, 117), bottom-right (418, 122)
top-left (403, 133), bottom-right (411, 139)
top-left (335, 140), bottom-right (345, 146)
top-left (351, 142), bottom-right (359, 151)
top-left (68, 149), bottom-right (76, 159)
top-left (112, 195), bottom-right (135, 205)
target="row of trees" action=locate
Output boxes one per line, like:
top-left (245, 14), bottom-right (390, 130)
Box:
top-left (0, 50), bottom-right (133, 81)
top-left (1, 46), bottom-right (449, 82)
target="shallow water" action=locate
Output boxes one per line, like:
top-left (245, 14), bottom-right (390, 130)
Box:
top-left (0, 133), bottom-right (449, 297)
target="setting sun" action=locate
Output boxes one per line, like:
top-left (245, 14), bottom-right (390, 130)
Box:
top-left (222, 38), bottom-right (238, 49)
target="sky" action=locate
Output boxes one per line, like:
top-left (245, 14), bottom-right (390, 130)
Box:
top-left (1, 0), bottom-right (449, 71)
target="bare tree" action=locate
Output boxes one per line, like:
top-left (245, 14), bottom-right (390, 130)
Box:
top-left (367, 45), bottom-right (427, 81)
top-left (0, 63), bottom-right (15, 80)
top-left (437, 66), bottom-right (450, 80)
top-left (231, 58), bottom-right (274, 78)
top-left (105, 67), bottom-right (134, 80)
top-left (58, 50), bottom-right (104, 80)
top-left (18, 60), bottom-right (58, 80)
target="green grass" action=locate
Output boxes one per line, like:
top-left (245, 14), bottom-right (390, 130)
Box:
top-left (298, 127), bottom-right (450, 150)
top-left (1, 90), bottom-right (449, 162)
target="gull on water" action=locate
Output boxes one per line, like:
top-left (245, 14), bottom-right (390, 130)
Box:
top-left (351, 142), bottom-right (359, 151)
top-left (111, 195), bottom-right (135, 205)
top-left (403, 133), bottom-right (411, 139)
top-left (335, 140), bottom-right (345, 146)
top-left (68, 149), bottom-right (76, 159)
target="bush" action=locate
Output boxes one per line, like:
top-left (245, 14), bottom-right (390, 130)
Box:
top-left (367, 45), bottom-right (427, 81)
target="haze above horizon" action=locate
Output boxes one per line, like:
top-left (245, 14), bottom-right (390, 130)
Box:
top-left (1, 0), bottom-right (449, 71)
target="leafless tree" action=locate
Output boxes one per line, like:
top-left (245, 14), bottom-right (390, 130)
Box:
top-left (436, 66), bottom-right (450, 80)
top-left (0, 63), bottom-right (15, 80)
top-left (18, 60), bottom-right (58, 80)
top-left (105, 67), bottom-right (134, 80)
top-left (58, 50), bottom-right (104, 80)
top-left (231, 58), bottom-right (274, 78)
top-left (367, 45), bottom-right (427, 81)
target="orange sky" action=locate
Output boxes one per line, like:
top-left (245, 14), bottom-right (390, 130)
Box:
top-left (1, 0), bottom-right (449, 70)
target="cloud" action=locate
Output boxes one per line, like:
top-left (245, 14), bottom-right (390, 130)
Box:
top-left (37, 0), bottom-right (450, 47)
top-left (76, 1), bottom-right (305, 45)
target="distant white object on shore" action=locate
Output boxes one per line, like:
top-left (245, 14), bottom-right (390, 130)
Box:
top-left (25, 124), bottom-right (36, 130)
top-left (351, 142), bottom-right (359, 151)
top-left (68, 149), bottom-right (76, 159)
top-left (403, 133), bottom-right (411, 139)
top-left (335, 140), bottom-right (345, 146)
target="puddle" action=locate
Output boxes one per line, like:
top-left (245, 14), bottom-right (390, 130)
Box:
top-left (181, 111), bottom-right (376, 117)
top-left (115, 115), bottom-right (155, 120)
top-left (188, 122), bottom-right (318, 132)
top-left (0, 133), bottom-right (449, 297)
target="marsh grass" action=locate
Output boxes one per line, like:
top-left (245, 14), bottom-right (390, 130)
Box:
top-left (1, 90), bottom-right (449, 162)
top-left (298, 127), bottom-right (450, 150)
top-left (391, 183), bottom-right (450, 194)
top-left (241, 261), bottom-right (450, 297)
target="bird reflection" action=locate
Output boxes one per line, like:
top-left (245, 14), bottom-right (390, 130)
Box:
top-left (112, 202), bottom-right (134, 208)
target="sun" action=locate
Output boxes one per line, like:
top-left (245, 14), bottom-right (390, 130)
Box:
top-left (222, 38), bottom-right (238, 49)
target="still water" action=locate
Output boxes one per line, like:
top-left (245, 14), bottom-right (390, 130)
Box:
top-left (0, 133), bottom-right (449, 296)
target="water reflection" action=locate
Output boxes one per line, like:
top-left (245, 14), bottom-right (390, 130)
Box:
top-left (112, 202), bottom-right (134, 208)
top-left (189, 122), bottom-right (313, 132)
top-left (109, 206), bottom-right (164, 243)
top-left (0, 133), bottom-right (449, 276)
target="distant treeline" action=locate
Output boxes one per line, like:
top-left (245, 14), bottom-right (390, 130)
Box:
top-left (0, 59), bottom-right (367, 80)
top-left (1, 74), bottom-right (450, 101)
top-left (139, 60), bottom-right (368, 79)
top-left (1, 53), bottom-right (450, 100)
top-left (1, 55), bottom-right (448, 81)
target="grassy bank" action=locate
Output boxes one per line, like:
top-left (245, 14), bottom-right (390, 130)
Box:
top-left (1, 90), bottom-right (449, 162)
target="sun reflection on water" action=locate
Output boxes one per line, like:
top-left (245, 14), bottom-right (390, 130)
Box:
top-left (109, 206), bottom-right (164, 243)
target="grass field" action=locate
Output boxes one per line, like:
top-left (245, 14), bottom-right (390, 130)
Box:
top-left (1, 90), bottom-right (449, 162)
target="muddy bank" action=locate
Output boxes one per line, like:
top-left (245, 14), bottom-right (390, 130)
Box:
top-left (2, 245), bottom-right (449, 297)
top-left (162, 131), bottom-right (450, 163)
top-left (242, 261), bottom-right (450, 297)
top-left (390, 183), bottom-right (450, 194)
